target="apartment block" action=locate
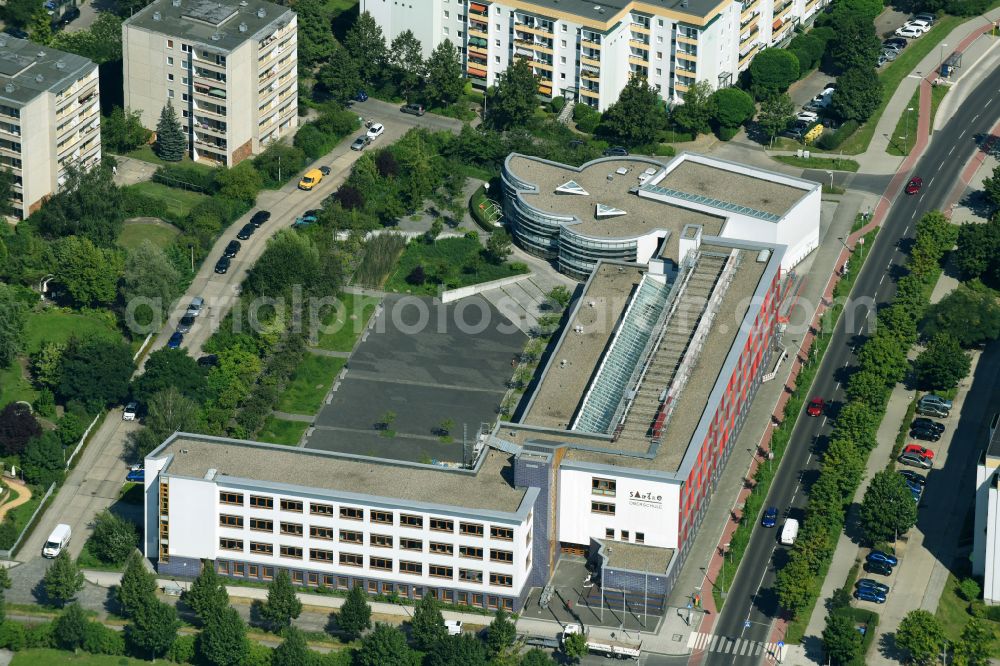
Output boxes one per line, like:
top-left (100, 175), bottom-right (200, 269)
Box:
top-left (364, 0), bottom-right (828, 110)
top-left (0, 36), bottom-right (100, 219)
top-left (123, 0), bottom-right (297, 166)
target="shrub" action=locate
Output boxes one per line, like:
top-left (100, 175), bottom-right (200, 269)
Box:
top-left (25, 621), bottom-right (54, 649)
top-left (717, 126), bottom-right (740, 141)
top-left (0, 621), bottom-right (25, 651)
top-left (816, 120), bottom-right (859, 150)
top-left (153, 164), bottom-right (218, 194)
top-left (121, 188), bottom-right (170, 220)
top-left (167, 634), bottom-right (196, 663)
top-left (83, 621), bottom-right (125, 655)
top-left (294, 109), bottom-right (360, 160)
top-left (573, 103), bottom-right (601, 133)
top-left (549, 96), bottom-right (566, 113)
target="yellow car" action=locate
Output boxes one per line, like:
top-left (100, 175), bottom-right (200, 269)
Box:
top-left (298, 168), bottom-right (323, 191)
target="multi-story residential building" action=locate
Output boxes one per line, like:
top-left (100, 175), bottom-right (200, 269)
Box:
top-left (123, 0), bottom-right (298, 166)
top-left (0, 36), bottom-right (100, 219)
top-left (974, 413), bottom-right (1000, 603)
top-left (363, 0), bottom-right (827, 110)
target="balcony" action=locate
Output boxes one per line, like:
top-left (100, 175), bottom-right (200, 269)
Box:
top-left (194, 102), bottom-right (226, 118)
top-left (580, 38), bottom-right (601, 49)
top-left (677, 34), bottom-right (698, 46)
top-left (514, 23), bottom-right (552, 37)
top-left (630, 22), bottom-right (651, 34)
top-left (194, 134), bottom-right (227, 151)
top-left (676, 50), bottom-right (697, 61)
top-left (580, 69), bottom-right (600, 80)
top-left (469, 1), bottom-right (488, 16)
top-left (740, 11), bottom-right (760, 29)
top-left (581, 55), bottom-right (601, 67)
top-left (469, 28), bottom-right (488, 39)
top-left (194, 85), bottom-right (227, 100)
top-left (194, 118), bottom-right (227, 136)
top-left (674, 82), bottom-right (690, 93)
top-left (740, 0), bottom-right (761, 17)
top-left (0, 123), bottom-right (20, 138)
top-left (628, 55), bottom-right (648, 66)
top-left (580, 87), bottom-right (599, 99)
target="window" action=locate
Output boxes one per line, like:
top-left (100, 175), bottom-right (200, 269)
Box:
top-left (340, 552), bottom-right (363, 567)
top-left (167, 73), bottom-right (174, 81)
top-left (658, 18), bottom-right (664, 25)
top-left (217, 561), bottom-right (229, 574)
top-left (460, 546), bottom-right (483, 559)
top-left (656, 51), bottom-right (663, 60)
top-left (370, 557), bottom-right (393, 571)
top-left (592, 478), bottom-right (616, 496)
top-left (340, 506), bottom-right (363, 521)
top-left (400, 514), bottom-right (423, 529)
top-left (249, 564), bottom-right (258, 577)
top-left (310, 548), bottom-right (334, 562)
top-left (280, 545), bottom-right (303, 559)
top-left (167, 56), bottom-right (174, 65)
top-left (263, 566), bottom-right (274, 580)
top-left (591, 501), bottom-right (615, 515)
top-left (323, 575), bottom-right (335, 587)
top-left (444, 10), bottom-right (449, 17)
top-left (310, 526), bottom-right (333, 540)
top-left (280, 499), bottom-right (303, 512)
top-left (250, 518), bottom-right (272, 532)
top-left (340, 529), bottom-right (363, 544)
top-left (400, 538), bottom-right (423, 551)
top-left (250, 495), bottom-right (273, 509)
top-left (370, 534), bottom-right (393, 548)
top-left (311, 502), bottom-right (334, 516)
top-left (219, 514), bottom-right (243, 527)
top-left (219, 537), bottom-right (243, 551)
top-left (636, 532), bottom-right (645, 544)
top-left (657, 35), bottom-right (663, 43)
top-left (490, 573), bottom-right (513, 587)
top-left (561, 39), bottom-right (567, 47)
top-left (460, 522), bottom-right (484, 537)
top-left (560, 56), bottom-right (566, 64)
top-left (621, 530), bottom-right (630, 541)
top-left (460, 568), bottom-right (483, 583)
top-left (562, 24), bottom-right (567, 31)
top-left (167, 39), bottom-right (173, 48)
top-left (371, 511), bottom-right (393, 525)
top-left (430, 518), bottom-right (453, 532)
top-left (430, 564), bottom-right (453, 579)
top-left (400, 561), bottom-right (422, 575)
top-left (292, 570), bottom-right (303, 584)
top-left (308, 572), bottom-right (318, 585)
top-left (181, 43), bottom-right (190, 52)
top-left (182, 93), bottom-right (189, 102)
top-left (429, 542), bottom-right (453, 555)
top-left (656, 68), bottom-right (662, 76)
top-left (182, 76), bottom-right (188, 84)
top-left (491, 526), bottom-right (513, 541)
top-left (443, 27), bottom-right (449, 34)
top-left (490, 549), bottom-right (513, 564)
top-left (605, 528), bottom-right (614, 539)
top-left (280, 522), bottom-right (303, 536)
top-left (250, 541), bottom-right (273, 555)
top-left (219, 491), bottom-right (243, 505)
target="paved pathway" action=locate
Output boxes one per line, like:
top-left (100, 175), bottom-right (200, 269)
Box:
top-left (0, 479), bottom-right (31, 522)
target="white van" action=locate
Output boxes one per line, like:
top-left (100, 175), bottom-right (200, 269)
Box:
top-left (42, 523), bottom-right (71, 558)
top-left (780, 519), bottom-right (799, 546)
top-left (445, 620), bottom-right (462, 636)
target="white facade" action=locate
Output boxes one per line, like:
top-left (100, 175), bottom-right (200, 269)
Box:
top-left (974, 414), bottom-right (1000, 603)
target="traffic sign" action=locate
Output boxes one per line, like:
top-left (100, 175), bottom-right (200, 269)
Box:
top-left (687, 603), bottom-right (693, 609)
top-left (777, 640), bottom-right (784, 647)
top-left (744, 621), bottom-right (751, 629)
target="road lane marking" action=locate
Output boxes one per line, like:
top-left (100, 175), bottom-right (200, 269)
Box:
top-left (960, 130), bottom-right (967, 138)
top-left (879, 275), bottom-right (885, 285)
top-left (929, 177), bottom-right (935, 187)
top-left (948, 146), bottom-right (956, 155)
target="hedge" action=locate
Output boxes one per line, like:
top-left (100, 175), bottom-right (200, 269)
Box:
top-left (817, 120), bottom-right (859, 151)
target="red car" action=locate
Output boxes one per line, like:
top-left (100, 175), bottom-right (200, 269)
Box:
top-left (807, 397), bottom-right (825, 417)
top-left (903, 443), bottom-right (935, 459)
top-left (905, 177), bottom-right (923, 195)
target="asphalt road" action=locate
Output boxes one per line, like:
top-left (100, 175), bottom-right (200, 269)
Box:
top-left (702, 65), bottom-right (1000, 666)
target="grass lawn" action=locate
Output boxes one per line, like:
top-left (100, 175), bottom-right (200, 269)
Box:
top-left (929, 83), bottom-right (950, 127)
top-left (0, 362), bottom-right (37, 408)
top-left (123, 144), bottom-right (206, 170)
top-left (385, 237), bottom-right (528, 296)
top-left (118, 220), bottom-right (180, 251)
top-left (258, 417), bottom-right (309, 446)
top-left (11, 649), bottom-right (151, 665)
top-left (276, 354), bottom-right (346, 415)
top-left (125, 181), bottom-right (209, 221)
top-left (24, 310), bottom-right (119, 354)
top-left (314, 293), bottom-right (379, 352)
top-left (885, 88), bottom-right (920, 156)
top-left (76, 536), bottom-right (126, 572)
top-left (773, 155), bottom-right (860, 171)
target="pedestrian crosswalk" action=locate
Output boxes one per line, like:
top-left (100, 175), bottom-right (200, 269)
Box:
top-left (687, 632), bottom-right (782, 659)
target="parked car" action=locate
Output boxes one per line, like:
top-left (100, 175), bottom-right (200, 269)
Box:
top-left (867, 550), bottom-right (898, 567)
top-left (293, 210), bottom-right (319, 229)
top-left (881, 49), bottom-right (899, 63)
top-left (909, 425), bottom-right (940, 442)
top-left (186, 296), bottom-right (205, 317)
top-left (916, 403), bottom-right (949, 418)
top-left (401, 103), bottom-right (425, 116)
top-left (898, 451), bottom-right (933, 469)
top-left (4, 28), bottom-right (29, 39)
top-left (351, 136), bottom-right (370, 151)
top-left (856, 579), bottom-right (890, 595)
top-left (796, 110), bottom-right (819, 123)
top-left (197, 354), bottom-right (219, 367)
top-left (914, 12), bottom-right (936, 24)
top-left (864, 560), bottom-right (893, 576)
top-left (126, 468), bottom-right (144, 483)
top-left (167, 331), bottom-right (184, 349)
top-left (895, 26), bottom-right (924, 38)
top-left (236, 223), bottom-right (255, 240)
top-left (214, 256), bottom-right (231, 274)
top-left (884, 38), bottom-right (908, 50)
top-left (298, 168), bottom-right (324, 190)
top-left (224, 240), bottom-right (241, 258)
top-left (319, 166), bottom-right (332, 176)
top-left (123, 401), bottom-right (138, 421)
top-left (761, 506), bottom-right (778, 528)
top-left (877, 54), bottom-right (889, 67)
top-left (354, 90), bottom-right (368, 102)
top-left (906, 19), bottom-right (931, 31)
top-left (920, 394), bottom-right (952, 410)
top-left (51, 5), bottom-right (80, 28)
top-left (899, 469), bottom-right (926, 486)
top-left (603, 146), bottom-right (629, 157)
top-left (854, 588), bottom-right (887, 604)
top-left (177, 313), bottom-right (196, 334)
top-left (905, 177), bottom-right (923, 194)
top-left (912, 417), bottom-right (945, 433)
top-left (806, 397), bottom-right (825, 417)
top-left (250, 210), bottom-right (271, 227)
top-left (366, 123), bottom-right (385, 140)
top-left (903, 443), bottom-right (935, 459)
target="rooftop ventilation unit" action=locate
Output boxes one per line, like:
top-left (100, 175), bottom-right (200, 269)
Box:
top-left (172, 0), bottom-right (181, 6)
top-left (756, 249), bottom-right (771, 263)
top-left (37, 51), bottom-right (45, 57)
top-left (560, 359), bottom-right (567, 368)
top-left (35, 74), bottom-right (44, 82)
top-left (238, 22), bottom-right (247, 32)
top-left (211, 32), bottom-right (222, 40)
top-left (0, 39), bottom-right (6, 48)
top-left (257, 7), bottom-right (266, 17)
top-left (3, 84), bottom-right (13, 93)
top-left (55, 59), bottom-right (65, 69)
top-left (239, 0), bottom-right (247, 4)
top-left (153, 10), bottom-right (161, 19)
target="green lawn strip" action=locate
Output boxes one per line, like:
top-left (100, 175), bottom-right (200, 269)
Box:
top-left (772, 155), bottom-right (860, 172)
top-left (125, 181), bottom-right (209, 221)
top-left (935, 572), bottom-right (974, 642)
top-left (258, 417), bottom-right (309, 446)
top-left (0, 491), bottom-right (44, 550)
top-left (118, 220), bottom-right (181, 251)
top-left (783, 524), bottom-right (848, 643)
top-left (384, 237), bottom-right (528, 296)
top-left (885, 88), bottom-right (921, 156)
top-left (121, 144), bottom-right (206, 169)
top-left (24, 310), bottom-right (119, 354)
top-left (76, 536), bottom-right (126, 572)
top-left (0, 362), bottom-right (37, 408)
top-left (11, 650), bottom-right (152, 665)
top-left (840, 14), bottom-right (963, 155)
top-left (276, 355), bottom-right (346, 415)
top-left (929, 84), bottom-right (949, 128)
top-left (314, 293), bottom-right (379, 352)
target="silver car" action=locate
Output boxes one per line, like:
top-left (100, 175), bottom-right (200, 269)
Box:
top-left (898, 452), bottom-right (933, 469)
top-left (920, 394), bottom-right (953, 410)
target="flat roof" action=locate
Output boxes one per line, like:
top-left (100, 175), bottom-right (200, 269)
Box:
top-left (0, 37), bottom-right (95, 105)
top-left (601, 540), bottom-right (675, 574)
top-left (155, 434), bottom-right (529, 514)
top-left (510, 0), bottom-right (727, 23)
top-left (655, 160), bottom-right (804, 219)
top-left (125, 0), bottom-right (293, 52)
top-left (507, 154), bottom-right (725, 241)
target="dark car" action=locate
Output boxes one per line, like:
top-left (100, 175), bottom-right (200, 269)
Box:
top-left (126, 468), bottom-right (144, 483)
top-left (4, 28), bottom-right (29, 39)
top-left (884, 37), bottom-right (908, 50)
top-left (401, 103), bottom-right (425, 116)
top-left (176, 313), bottom-right (195, 334)
top-left (250, 210), bottom-right (271, 227)
top-left (854, 588), bottom-right (887, 604)
top-left (905, 177), bottom-right (923, 194)
top-left (236, 223), bottom-right (255, 240)
top-left (354, 90), bottom-right (368, 102)
top-left (761, 506), bottom-right (778, 528)
top-left (856, 579), bottom-right (890, 595)
top-left (319, 166), bottom-right (331, 176)
top-left (603, 146), bottom-right (629, 157)
top-left (568, 139), bottom-right (585, 149)
top-left (864, 560), bottom-right (893, 576)
top-left (197, 354), bottom-right (219, 367)
top-left (916, 403), bottom-right (949, 418)
top-left (899, 469), bottom-right (926, 486)
top-left (909, 425), bottom-right (940, 442)
top-left (224, 240), bottom-right (241, 258)
top-left (293, 209), bottom-right (319, 229)
top-left (167, 331), bottom-right (184, 349)
top-left (867, 550), bottom-right (898, 567)
top-left (912, 417), bottom-right (945, 433)
top-left (51, 5), bottom-right (80, 29)
top-left (214, 256), bottom-right (231, 274)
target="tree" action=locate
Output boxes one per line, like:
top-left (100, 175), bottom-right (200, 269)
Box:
top-left (260, 570), bottom-right (302, 632)
top-left (0, 168), bottom-right (17, 218)
top-left (154, 101), bottom-right (185, 162)
top-left (405, 265), bottom-right (426, 285)
top-left (0, 285), bottom-right (24, 369)
top-left (486, 229), bottom-right (513, 264)
top-left (671, 80), bottom-right (714, 135)
top-left (548, 285), bottom-right (571, 310)
top-left (132, 349), bottom-right (207, 404)
top-left (28, 8), bottom-right (52, 45)
top-left (216, 161), bottom-right (262, 206)
top-left (53, 236), bottom-right (124, 307)
top-left (355, 623), bottom-right (417, 666)
top-left (896, 610), bottom-right (944, 666)
top-left (197, 606), bottom-right (249, 666)
top-left (1, 0), bottom-right (42, 28)
top-left (389, 30), bottom-right (426, 100)
top-left (91, 510), bottom-right (138, 565)
top-left (344, 11), bottom-right (387, 78)
top-left (709, 87), bottom-right (756, 135)
top-left (955, 617), bottom-right (993, 666)
top-left (561, 630), bottom-right (588, 664)
top-left (183, 560), bottom-right (230, 626)
top-left (337, 584), bottom-right (371, 639)
top-left (424, 39), bottom-right (464, 108)
top-left (121, 240), bottom-right (181, 331)
top-left (859, 470), bottom-right (918, 544)
top-left (877, 303), bottom-right (919, 347)
top-left (272, 626), bottom-right (310, 666)
top-left (857, 332), bottom-right (909, 385)
top-left (822, 612), bottom-right (863, 665)
top-left (486, 58), bottom-right (538, 131)
top-left (845, 369), bottom-right (887, 409)
top-left (830, 67), bottom-right (883, 123)
top-left (831, 401), bottom-right (878, 445)
top-left (245, 229), bottom-right (323, 298)
top-left (983, 163), bottom-right (1000, 209)
top-left (923, 284), bottom-right (1000, 347)
top-left (749, 49), bottom-right (799, 99)
top-left (485, 610), bottom-right (517, 657)
top-left (775, 554), bottom-right (814, 617)
top-left (957, 577), bottom-right (981, 602)
top-left (291, 0), bottom-right (336, 67)
top-left (57, 336), bottom-right (135, 409)
top-left (126, 598), bottom-right (179, 659)
top-left (915, 333), bottom-right (971, 390)
top-left (522, 647), bottom-right (557, 665)
top-left (50, 12), bottom-right (123, 64)
top-left (129, 387), bottom-right (199, 459)
top-left (118, 552), bottom-right (157, 619)
top-left (954, 220), bottom-right (1000, 280)
top-left (0, 402), bottom-right (41, 455)
top-left (31, 164), bottom-right (125, 246)
top-left (0, 566), bottom-right (11, 624)
top-left (21, 432), bottom-right (64, 486)
top-left (410, 594), bottom-right (447, 650)
top-left (102, 107), bottom-right (151, 154)
top-left (54, 603), bottom-right (88, 650)
top-left (600, 75), bottom-right (665, 147)
top-left (43, 551), bottom-right (85, 607)
top-left (827, 12), bottom-right (881, 74)
top-left (424, 633), bottom-right (489, 666)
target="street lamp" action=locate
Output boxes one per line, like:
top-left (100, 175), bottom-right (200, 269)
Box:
top-left (826, 170), bottom-right (834, 190)
top-left (939, 42), bottom-right (948, 75)
top-left (904, 106), bottom-right (914, 153)
top-left (721, 542), bottom-right (731, 595)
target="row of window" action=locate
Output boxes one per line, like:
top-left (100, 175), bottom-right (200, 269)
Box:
top-left (218, 539), bottom-right (514, 586)
top-left (604, 528), bottom-right (646, 544)
top-left (218, 492), bottom-right (515, 539)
